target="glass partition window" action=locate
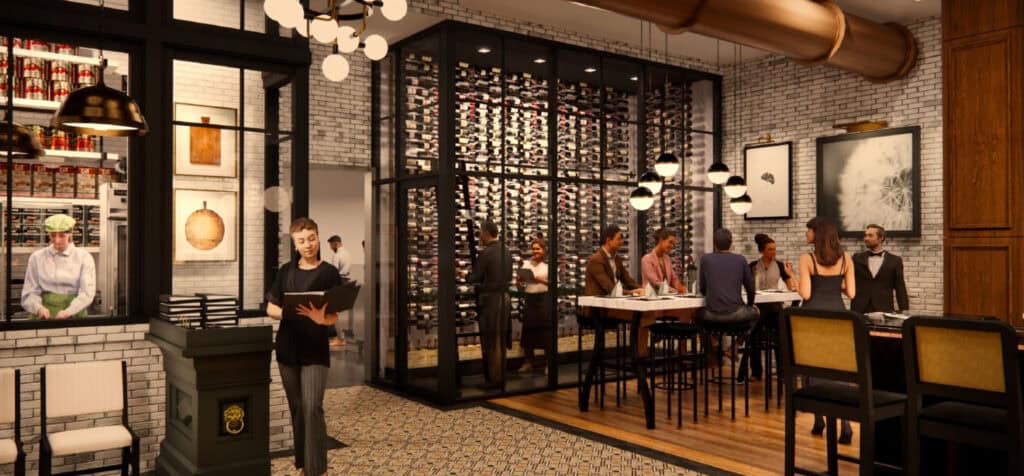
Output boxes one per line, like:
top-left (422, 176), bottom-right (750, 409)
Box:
top-left (374, 23), bottom-right (721, 400)
top-left (170, 59), bottom-right (293, 312)
top-left (1, 37), bottom-right (131, 321)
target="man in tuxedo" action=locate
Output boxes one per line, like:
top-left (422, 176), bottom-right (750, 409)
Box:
top-left (851, 224), bottom-right (909, 314)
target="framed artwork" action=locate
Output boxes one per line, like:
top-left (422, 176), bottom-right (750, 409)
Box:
top-left (174, 188), bottom-right (237, 262)
top-left (816, 126), bottom-right (921, 237)
top-left (743, 141), bottom-right (793, 220)
top-left (174, 103), bottom-right (238, 178)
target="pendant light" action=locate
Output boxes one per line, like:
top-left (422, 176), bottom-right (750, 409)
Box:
top-left (707, 162), bottom-right (730, 184)
top-left (723, 43), bottom-right (748, 200)
top-left (629, 186), bottom-right (655, 211)
top-left (723, 175), bottom-right (747, 198)
top-left (0, 112), bottom-right (44, 158)
top-left (639, 170), bottom-right (663, 194)
top-left (654, 152), bottom-right (680, 179)
top-left (706, 39), bottom-right (729, 183)
top-left (52, 1), bottom-right (147, 136)
top-left (730, 193), bottom-right (753, 215)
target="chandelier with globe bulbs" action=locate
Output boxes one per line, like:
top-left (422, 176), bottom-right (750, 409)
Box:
top-left (263, 0), bottom-right (408, 82)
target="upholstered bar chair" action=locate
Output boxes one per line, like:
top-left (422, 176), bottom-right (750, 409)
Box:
top-left (0, 368), bottom-right (24, 476)
top-left (779, 308), bottom-right (906, 476)
top-left (902, 316), bottom-right (1023, 476)
top-left (39, 360), bottom-right (139, 476)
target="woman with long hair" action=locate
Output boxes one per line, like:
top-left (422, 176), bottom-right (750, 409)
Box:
top-left (517, 239), bottom-right (550, 373)
top-left (798, 216), bottom-right (856, 445)
top-left (266, 217), bottom-right (343, 476)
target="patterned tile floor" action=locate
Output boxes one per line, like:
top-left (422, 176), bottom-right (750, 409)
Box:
top-left (271, 386), bottom-right (704, 475)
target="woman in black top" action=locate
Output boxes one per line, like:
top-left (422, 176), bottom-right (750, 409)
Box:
top-left (266, 217), bottom-right (341, 476)
top-left (798, 217), bottom-right (856, 445)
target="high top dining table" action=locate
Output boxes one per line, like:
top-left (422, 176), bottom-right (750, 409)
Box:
top-left (577, 291), bottom-right (802, 429)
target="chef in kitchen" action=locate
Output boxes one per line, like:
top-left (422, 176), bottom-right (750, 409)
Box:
top-left (21, 213), bottom-right (96, 319)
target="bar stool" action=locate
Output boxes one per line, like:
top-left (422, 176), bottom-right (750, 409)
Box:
top-left (648, 321), bottom-right (704, 427)
top-left (576, 308), bottom-right (630, 409)
top-left (698, 315), bottom-right (756, 420)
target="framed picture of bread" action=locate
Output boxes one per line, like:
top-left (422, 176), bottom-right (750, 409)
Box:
top-left (173, 103), bottom-right (238, 178)
top-left (173, 188), bottom-right (237, 262)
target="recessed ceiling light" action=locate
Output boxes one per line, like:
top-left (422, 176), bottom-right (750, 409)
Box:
top-left (584, 67), bottom-right (597, 73)
top-left (477, 46), bottom-right (492, 54)
top-left (533, 58), bottom-right (547, 64)
top-left (630, 76), bottom-right (638, 81)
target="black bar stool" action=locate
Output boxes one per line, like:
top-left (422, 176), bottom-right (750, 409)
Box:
top-left (699, 317), bottom-right (755, 420)
top-left (648, 321), bottom-right (704, 428)
top-left (576, 308), bottom-right (630, 409)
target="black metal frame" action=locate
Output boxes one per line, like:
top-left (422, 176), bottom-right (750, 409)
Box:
top-left (372, 20), bottom-right (721, 403)
top-left (779, 308), bottom-right (907, 476)
top-left (743, 141), bottom-right (793, 220)
top-left (815, 126), bottom-right (921, 238)
top-left (39, 361), bottom-right (140, 476)
top-left (901, 316), bottom-right (1024, 475)
top-left (0, 0), bottom-right (311, 329)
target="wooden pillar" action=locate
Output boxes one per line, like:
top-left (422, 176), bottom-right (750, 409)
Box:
top-left (943, 0), bottom-right (1024, 326)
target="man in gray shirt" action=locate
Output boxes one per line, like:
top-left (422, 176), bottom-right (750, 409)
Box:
top-left (467, 220), bottom-right (513, 388)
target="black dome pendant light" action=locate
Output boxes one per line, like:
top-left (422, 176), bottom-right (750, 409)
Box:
top-left (0, 112), bottom-right (44, 158)
top-left (52, 0), bottom-right (147, 137)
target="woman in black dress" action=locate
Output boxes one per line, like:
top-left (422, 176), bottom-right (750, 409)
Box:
top-left (266, 217), bottom-right (342, 476)
top-left (797, 217), bottom-right (857, 445)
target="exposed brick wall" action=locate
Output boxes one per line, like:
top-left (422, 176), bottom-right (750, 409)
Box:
top-left (719, 17), bottom-right (943, 314)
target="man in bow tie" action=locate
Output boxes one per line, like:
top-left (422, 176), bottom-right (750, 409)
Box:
top-left (850, 224), bottom-right (909, 314)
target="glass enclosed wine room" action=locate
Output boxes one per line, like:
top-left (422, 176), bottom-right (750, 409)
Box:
top-left (372, 21), bottom-right (722, 403)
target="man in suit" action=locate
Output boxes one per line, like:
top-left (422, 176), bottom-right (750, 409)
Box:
top-left (467, 220), bottom-right (513, 388)
top-left (850, 224), bottom-right (909, 314)
top-left (583, 225), bottom-right (650, 354)
top-left (584, 224), bottom-right (643, 297)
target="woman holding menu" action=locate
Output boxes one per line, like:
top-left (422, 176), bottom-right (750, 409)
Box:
top-left (266, 217), bottom-right (342, 476)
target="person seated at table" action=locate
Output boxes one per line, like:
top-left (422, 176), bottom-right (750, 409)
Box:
top-left (641, 228), bottom-right (697, 324)
top-left (584, 224), bottom-right (643, 298)
top-left (738, 233), bottom-right (796, 382)
top-left (584, 224), bottom-right (651, 355)
top-left (697, 228), bottom-right (759, 363)
top-left (641, 228), bottom-right (687, 294)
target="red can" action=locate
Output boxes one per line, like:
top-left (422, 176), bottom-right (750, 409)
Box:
top-left (52, 44), bottom-right (75, 56)
top-left (20, 58), bottom-right (43, 79)
top-left (76, 66), bottom-right (95, 88)
top-left (23, 39), bottom-right (48, 52)
top-left (49, 61), bottom-right (70, 81)
top-left (50, 129), bottom-right (68, 150)
top-left (50, 80), bottom-right (70, 103)
top-left (23, 78), bottom-right (45, 101)
top-left (75, 134), bottom-right (94, 152)
top-left (0, 38), bottom-right (22, 48)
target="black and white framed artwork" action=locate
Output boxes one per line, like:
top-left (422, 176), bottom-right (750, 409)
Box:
top-left (816, 126), bottom-right (921, 237)
top-left (743, 142), bottom-right (792, 220)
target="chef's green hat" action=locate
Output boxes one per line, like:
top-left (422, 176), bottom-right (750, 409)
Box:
top-left (44, 214), bottom-right (76, 233)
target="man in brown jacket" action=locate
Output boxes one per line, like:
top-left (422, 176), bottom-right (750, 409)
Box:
top-left (584, 224), bottom-right (643, 297)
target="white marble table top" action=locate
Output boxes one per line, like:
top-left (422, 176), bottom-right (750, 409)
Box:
top-left (577, 291), bottom-right (802, 312)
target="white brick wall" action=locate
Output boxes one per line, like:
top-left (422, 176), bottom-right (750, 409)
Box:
top-left (720, 17), bottom-right (943, 314)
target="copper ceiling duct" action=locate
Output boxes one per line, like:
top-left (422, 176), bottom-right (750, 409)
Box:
top-left (571, 0), bottom-right (916, 82)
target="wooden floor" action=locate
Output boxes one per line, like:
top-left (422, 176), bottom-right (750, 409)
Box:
top-left (491, 376), bottom-right (864, 475)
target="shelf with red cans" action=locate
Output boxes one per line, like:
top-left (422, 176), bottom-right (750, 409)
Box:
top-left (10, 48), bottom-right (104, 66)
top-left (40, 150), bottom-right (119, 161)
top-left (0, 96), bottom-right (61, 111)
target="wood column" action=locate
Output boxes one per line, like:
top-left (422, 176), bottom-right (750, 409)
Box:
top-left (943, 0), bottom-right (1024, 326)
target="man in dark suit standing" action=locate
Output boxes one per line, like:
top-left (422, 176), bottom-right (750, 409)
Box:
top-left (467, 220), bottom-right (513, 388)
top-left (850, 224), bottom-right (910, 314)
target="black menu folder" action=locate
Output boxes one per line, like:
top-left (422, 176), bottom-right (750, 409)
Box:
top-left (283, 282), bottom-right (360, 314)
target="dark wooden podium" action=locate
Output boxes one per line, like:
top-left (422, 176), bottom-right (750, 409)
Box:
top-left (147, 318), bottom-right (274, 475)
